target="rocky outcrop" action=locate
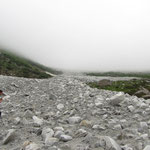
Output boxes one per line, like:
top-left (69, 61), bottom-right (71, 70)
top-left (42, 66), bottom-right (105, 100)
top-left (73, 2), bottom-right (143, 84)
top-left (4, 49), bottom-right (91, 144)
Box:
top-left (98, 79), bottom-right (112, 87)
top-left (135, 87), bottom-right (150, 98)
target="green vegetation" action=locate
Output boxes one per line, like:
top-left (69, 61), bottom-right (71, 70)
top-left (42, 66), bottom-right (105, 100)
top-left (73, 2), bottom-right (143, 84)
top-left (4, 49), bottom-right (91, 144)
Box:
top-left (87, 72), bottom-right (150, 98)
top-left (0, 49), bottom-right (62, 78)
top-left (88, 79), bottom-right (150, 98)
top-left (86, 71), bottom-right (150, 79)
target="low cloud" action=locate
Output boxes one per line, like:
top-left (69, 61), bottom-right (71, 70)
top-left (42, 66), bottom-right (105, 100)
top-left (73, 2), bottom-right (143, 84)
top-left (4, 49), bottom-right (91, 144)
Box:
top-left (0, 0), bottom-right (150, 72)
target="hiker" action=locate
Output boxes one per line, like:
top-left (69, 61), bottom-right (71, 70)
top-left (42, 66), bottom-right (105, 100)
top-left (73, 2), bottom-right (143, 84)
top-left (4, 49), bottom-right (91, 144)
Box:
top-left (0, 90), bottom-right (5, 118)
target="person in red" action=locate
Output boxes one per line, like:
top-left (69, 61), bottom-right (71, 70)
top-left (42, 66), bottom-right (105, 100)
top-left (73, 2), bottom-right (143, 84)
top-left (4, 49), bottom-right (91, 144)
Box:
top-left (0, 90), bottom-right (5, 118)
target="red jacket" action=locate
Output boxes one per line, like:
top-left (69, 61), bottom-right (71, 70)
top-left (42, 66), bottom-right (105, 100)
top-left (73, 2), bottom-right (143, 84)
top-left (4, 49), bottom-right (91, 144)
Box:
top-left (0, 92), bottom-right (5, 103)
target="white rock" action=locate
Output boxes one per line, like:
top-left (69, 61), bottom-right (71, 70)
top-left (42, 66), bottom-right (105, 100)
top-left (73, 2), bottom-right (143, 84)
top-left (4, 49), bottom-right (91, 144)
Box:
top-left (59, 135), bottom-right (73, 142)
top-left (92, 125), bottom-right (105, 130)
top-left (45, 137), bottom-right (59, 146)
top-left (128, 105), bottom-right (135, 112)
top-left (42, 127), bottom-right (54, 140)
top-left (140, 102), bottom-right (148, 109)
top-left (23, 118), bottom-right (30, 125)
top-left (95, 101), bottom-right (103, 107)
top-left (103, 114), bottom-right (108, 119)
top-left (73, 98), bottom-right (79, 103)
top-left (140, 134), bottom-right (148, 140)
top-left (3, 95), bottom-right (10, 100)
top-left (137, 142), bottom-right (143, 150)
top-left (87, 103), bottom-right (94, 108)
top-left (109, 119), bottom-right (117, 125)
top-left (54, 127), bottom-right (64, 131)
top-left (147, 120), bottom-right (150, 125)
top-left (143, 145), bottom-right (150, 150)
top-left (68, 116), bottom-right (81, 124)
top-left (92, 125), bottom-right (101, 130)
top-left (146, 99), bottom-right (150, 104)
top-left (54, 130), bottom-right (64, 138)
top-left (95, 97), bottom-right (104, 107)
top-left (120, 119), bottom-right (127, 123)
top-left (140, 122), bottom-right (148, 131)
top-left (14, 117), bottom-right (21, 124)
top-left (25, 142), bottom-right (40, 150)
top-left (121, 145), bottom-right (133, 150)
top-left (33, 116), bottom-right (43, 126)
top-left (109, 92), bottom-right (125, 106)
top-left (114, 124), bottom-right (122, 130)
top-left (57, 103), bottom-right (64, 110)
top-left (35, 111), bottom-right (41, 115)
top-left (75, 129), bottom-right (87, 137)
top-left (3, 129), bottom-right (16, 144)
top-left (99, 136), bottom-right (121, 150)
top-left (24, 110), bottom-right (33, 118)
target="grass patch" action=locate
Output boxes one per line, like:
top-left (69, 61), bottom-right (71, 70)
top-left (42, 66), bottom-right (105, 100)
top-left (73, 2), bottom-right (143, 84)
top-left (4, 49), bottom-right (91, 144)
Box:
top-left (88, 79), bottom-right (150, 98)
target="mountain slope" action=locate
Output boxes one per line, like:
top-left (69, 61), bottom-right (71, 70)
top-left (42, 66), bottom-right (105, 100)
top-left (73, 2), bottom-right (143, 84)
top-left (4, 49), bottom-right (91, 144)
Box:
top-left (0, 50), bottom-right (62, 78)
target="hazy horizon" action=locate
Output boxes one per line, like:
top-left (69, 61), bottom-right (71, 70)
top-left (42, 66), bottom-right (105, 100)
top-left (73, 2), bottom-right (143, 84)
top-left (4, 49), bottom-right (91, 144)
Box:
top-left (0, 0), bottom-right (150, 72)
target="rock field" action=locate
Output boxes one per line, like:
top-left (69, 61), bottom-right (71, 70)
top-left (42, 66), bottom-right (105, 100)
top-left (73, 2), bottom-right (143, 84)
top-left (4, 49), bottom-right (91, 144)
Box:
top-left (0, 74), bottom-right (150, 150)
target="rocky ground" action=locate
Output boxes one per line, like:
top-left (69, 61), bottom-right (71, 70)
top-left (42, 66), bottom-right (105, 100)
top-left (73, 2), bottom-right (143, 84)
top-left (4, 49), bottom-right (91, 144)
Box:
top-left (0, 74), bottom-right (150, 150)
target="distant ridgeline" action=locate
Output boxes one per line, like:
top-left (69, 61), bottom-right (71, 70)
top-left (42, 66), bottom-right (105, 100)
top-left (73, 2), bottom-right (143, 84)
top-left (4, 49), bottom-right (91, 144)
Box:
top-left (86, 71), bottom-right (150, 79)
top-left (0, 50), bottom-right (62, 79)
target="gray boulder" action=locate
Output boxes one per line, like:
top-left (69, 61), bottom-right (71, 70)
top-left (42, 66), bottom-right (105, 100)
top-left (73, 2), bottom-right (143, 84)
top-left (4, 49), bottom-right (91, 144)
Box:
top-left (3, 129), bottom-right (16, 145)
top-left (68, 116), bottom-right (82, 124)
top-left (44, 137), bottom-right (59, 146)
top-left (33, 116), bottom-right (43, 126)
top-left (23, 141), bottom-right (40, 150)
top-left (59, 135), bottom-right (73, 142)
top-left (109, 92), bottom-right (125, 106)
top-left (95, 136), bottom-right (121, 150)
top-left (42, 127), bottom-right (54, 140)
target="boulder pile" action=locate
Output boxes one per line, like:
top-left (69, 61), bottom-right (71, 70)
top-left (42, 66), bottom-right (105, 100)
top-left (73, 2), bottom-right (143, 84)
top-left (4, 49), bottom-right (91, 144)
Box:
top-left (0, 74), bottom-right (150, 150)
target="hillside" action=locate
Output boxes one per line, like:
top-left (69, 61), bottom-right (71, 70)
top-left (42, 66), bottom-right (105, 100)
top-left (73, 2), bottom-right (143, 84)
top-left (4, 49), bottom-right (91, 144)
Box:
top-left (0, 50), bottom-right (62, 78)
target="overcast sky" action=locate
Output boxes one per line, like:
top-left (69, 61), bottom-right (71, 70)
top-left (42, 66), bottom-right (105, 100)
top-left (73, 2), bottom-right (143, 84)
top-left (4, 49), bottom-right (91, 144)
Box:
top-left (0, 0), bottom-right (150, 72)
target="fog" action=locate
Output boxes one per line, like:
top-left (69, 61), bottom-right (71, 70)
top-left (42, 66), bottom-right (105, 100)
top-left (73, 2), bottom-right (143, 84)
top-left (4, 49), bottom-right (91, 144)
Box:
top-left (0, 0), bottom-right (150, 72)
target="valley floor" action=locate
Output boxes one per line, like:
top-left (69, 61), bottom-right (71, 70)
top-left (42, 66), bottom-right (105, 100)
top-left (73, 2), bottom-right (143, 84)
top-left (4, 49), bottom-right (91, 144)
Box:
top-left (0, 74), bottom-right (149, 150)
